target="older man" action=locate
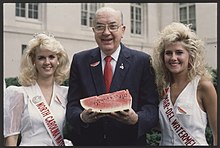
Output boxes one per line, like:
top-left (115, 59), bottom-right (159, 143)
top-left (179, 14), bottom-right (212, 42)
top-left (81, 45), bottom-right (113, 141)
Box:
top-left (66, 7), bottom-right (159, 146)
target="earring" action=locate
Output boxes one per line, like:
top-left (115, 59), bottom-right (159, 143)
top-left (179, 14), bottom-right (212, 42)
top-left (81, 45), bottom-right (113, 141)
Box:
top-left (57, 62), bottom-right (60, 65)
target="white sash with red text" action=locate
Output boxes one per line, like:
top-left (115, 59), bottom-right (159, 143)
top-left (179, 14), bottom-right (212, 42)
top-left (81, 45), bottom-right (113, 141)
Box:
top-left (23, 85), bottom-right (65, 146)
top-left (161, 87), bottom-right (200, 146)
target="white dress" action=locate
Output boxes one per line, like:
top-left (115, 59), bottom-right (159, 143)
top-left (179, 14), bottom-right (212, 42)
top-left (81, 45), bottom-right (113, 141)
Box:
top-left (4, 83), bottom-right (68, 146)
top-left (159, 76), bottom-right (208, 146)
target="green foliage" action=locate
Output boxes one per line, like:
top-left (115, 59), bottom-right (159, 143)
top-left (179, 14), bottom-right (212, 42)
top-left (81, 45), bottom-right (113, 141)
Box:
top-left (62, 79), bottom-right (69, 86)
top-left (205, 126), bottom-right (213, 145)
top-left (146, 126), bottom-right (213, 146)
top-left (211, 69), bottom-right (217, 89)
top-left (5, 77), bottom-right (21, 87)
top-left (146, 130), bottom-right (160, 146)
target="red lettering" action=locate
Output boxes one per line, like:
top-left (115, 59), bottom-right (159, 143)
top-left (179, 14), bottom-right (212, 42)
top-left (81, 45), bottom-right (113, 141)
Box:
top-left (173, 124), bottom-right (180, 131)
top-left (171, 119), bottom-right (178, 125)
top-left (45, 116), bottom-right (53, 122)
top-left (36, 102), bottom-right (51, 117)
top-left (163, 98), bottom-right (170, 109)
top-left (36, 102), bottom-right (45, 111)
top-left (178, 129), bottom-right (185, 137)
top-left (168, 113), bottom-right (174, 121)
top-left (162, 94), bottom-right (197, 146)
top-left (48, 120), bottom-right (57, 130)
top-left (180, 133), bottom-right (189, 141)
top-left (190, 140), bottom-right (196, 146)
top-left (35, 101), bottom-right (64, 146)
top-left (165, 108), bottom-right (172, 114)
top-left (51, 127), bottom-right (60, 138)
top-left (42, 109), bottom-right (51, 117)
top-left (176, 127), bottom-right (184, 133)
top-left (165, 108), bottom-right (174, 122)
top-left (185, 137), bottom-right (196, 146)
top-left (55, 135), bottom-right (64, 146)
top-left (171, 119), bottom-right (181, 131)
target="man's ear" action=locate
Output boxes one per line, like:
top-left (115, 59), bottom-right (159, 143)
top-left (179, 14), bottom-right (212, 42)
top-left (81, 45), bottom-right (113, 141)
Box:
top-left (121, 26), bottom-right (126, 38)
top-left (92, 27), bottom-right (95, 33)
top-left (122, 25), bottom-right (126, 31)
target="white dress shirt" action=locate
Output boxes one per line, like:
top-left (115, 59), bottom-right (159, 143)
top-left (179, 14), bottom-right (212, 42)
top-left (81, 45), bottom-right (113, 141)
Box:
top-left (100, 45), bottom-right (121, 75)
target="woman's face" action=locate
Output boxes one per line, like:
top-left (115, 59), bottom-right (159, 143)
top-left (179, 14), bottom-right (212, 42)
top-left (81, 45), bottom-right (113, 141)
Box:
top-left (34, 48), bottom-right (59, 80)
top-left (164, 42), bottom-right (190, 76)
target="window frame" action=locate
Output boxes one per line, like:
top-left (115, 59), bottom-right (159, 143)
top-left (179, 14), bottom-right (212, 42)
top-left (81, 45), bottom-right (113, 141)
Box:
top-left (130, 3), bottom-right (144, 36)
top-left (15, 3), bottom-right (41, 22)
top-left (81, 3), bottom-right (104, 27)
top-left (21, 44), bottom-right (27, 54)
top-left (179, 3), bottom-right (196, 31)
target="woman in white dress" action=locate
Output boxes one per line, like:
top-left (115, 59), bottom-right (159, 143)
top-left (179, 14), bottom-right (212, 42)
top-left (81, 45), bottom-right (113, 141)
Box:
top-left (4, 33), bottom-right (70, 146)
top-left (152, 22), bottom-right (217, 146)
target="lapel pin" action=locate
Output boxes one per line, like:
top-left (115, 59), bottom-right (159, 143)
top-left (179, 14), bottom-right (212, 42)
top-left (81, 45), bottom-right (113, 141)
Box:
top-left (177, 106), bottom-right (187, 114)
top-left (119, 63), bottom-right (124, 69)
top-left (32, 96), bottom-right (42, 104)
top-left (90, 61), bottom-right (100, 67)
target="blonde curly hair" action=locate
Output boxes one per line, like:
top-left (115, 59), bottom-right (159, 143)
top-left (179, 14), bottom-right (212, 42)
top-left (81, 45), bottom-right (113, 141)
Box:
top-left (18, 33), bottom-right (69, 86)
top-left (152, 22), bottom-right (212, 96)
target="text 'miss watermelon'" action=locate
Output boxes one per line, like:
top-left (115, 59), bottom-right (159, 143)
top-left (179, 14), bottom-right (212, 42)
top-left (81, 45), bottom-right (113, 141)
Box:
top-left (80, 90), bottom-right (132, 113)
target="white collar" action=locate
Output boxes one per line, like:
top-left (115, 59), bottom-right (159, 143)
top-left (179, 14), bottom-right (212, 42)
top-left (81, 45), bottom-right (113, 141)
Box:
top-left (100, 45), bottom-right (121, 62)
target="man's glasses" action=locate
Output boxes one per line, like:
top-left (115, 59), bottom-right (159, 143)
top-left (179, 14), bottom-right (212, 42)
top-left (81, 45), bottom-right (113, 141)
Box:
top-left (93, 24), bottom-right (122, 33)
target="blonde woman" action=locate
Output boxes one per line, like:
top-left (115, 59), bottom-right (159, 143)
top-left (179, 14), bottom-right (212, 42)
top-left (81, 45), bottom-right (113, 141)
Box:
top-left (152, 22), bottom-right (217, 146)
top-left (4, 33), bottom-right (70, 146)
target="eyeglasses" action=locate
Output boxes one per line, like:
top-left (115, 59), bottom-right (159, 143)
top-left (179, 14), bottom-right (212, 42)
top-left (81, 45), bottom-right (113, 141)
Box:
top-left (93, 24), bottom-right (122, 33)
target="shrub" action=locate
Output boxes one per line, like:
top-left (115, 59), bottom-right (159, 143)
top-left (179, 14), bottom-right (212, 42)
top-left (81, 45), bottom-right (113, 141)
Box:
top-left (211, 69), bottom-right (217, 90)
top-left (5, 77), bottom-right (21, 87)
top-left (146, 130), bottom-right (161, 146)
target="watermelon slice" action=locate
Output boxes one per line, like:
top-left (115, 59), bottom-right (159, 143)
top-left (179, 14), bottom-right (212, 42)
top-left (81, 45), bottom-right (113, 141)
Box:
top-left (80, 90), bottom-right (132, 113)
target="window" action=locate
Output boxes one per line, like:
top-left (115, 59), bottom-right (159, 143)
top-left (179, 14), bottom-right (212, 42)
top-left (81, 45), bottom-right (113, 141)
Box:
top-left (16, 3), bottom-right (26, 17)
top-left (22, 44), bottom-right (27, 54)
top-left (131, 3), bottom-right (143, 35)
top-left (16, 3), bottom-right (39, 19)
top-left (28, 3), bottom-right (38, 19)
top-left (179, 3), bottom-right (196, 31)
top-left (81, 3), bottom-right (103, 27)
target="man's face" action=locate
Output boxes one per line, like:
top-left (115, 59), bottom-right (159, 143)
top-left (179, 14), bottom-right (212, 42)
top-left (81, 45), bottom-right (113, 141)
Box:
top-left (93, 10), bottom-right (125, 56)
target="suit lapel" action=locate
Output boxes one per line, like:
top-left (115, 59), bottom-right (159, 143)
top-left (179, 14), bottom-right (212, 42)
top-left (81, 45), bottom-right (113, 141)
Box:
top-left (89, 48), bottom-right (106, 95)
top-left (110, 45), bottom-right (131, 92)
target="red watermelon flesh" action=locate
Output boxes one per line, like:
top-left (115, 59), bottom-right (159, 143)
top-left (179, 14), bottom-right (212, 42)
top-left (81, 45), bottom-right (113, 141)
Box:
top-left (80, 90), bottom-right (132, 113)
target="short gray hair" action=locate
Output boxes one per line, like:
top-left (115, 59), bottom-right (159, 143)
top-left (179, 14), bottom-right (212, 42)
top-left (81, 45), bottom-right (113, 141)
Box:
top-left (93, 7), bottom-right (123, 25)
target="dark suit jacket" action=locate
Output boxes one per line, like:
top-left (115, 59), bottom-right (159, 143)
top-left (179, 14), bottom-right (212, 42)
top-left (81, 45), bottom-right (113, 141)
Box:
top-left (66, 43), bottom-right (159, 146)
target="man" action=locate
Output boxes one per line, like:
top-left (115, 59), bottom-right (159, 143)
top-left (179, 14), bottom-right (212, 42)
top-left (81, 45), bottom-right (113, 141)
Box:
top-left (66, 7), bottom-right (159, 146)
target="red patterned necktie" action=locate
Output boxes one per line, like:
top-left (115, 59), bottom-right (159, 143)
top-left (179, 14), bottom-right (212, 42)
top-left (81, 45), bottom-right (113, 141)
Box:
top-left (104, 56), bottom-right (112, 93)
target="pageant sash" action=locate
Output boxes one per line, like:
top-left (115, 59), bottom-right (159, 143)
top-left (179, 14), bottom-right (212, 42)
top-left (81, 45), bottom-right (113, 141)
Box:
top-left (162, 87), bottom-right (199, 146)
top-left (23, 86), bottom-right (65, 146)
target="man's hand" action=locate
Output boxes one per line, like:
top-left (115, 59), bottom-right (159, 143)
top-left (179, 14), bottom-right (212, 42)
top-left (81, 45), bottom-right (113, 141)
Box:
top-left (108, 108), bottom-right (138, 125)
top-left (80, 109), bottom-right (107, 123)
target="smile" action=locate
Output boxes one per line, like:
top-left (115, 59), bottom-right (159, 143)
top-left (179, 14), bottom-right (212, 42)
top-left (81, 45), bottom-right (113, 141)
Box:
top-left (101, 38), bottom-right (112, 41)
top-left (43, 67), bottom-right (52, 70)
